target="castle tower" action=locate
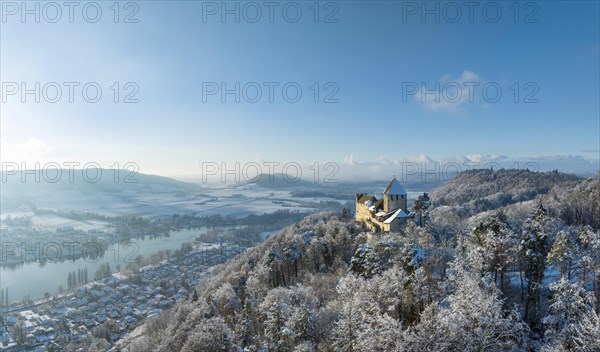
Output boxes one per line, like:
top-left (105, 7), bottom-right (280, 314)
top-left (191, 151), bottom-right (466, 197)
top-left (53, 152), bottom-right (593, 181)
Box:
top-left (383, 176), bottom-right (407, 212)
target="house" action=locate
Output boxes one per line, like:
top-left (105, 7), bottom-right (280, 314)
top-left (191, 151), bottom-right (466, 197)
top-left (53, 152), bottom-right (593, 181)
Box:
top-left (355, 176), bottom-right (411, 232)
top-left (108, 310), bottom-right (120, 319)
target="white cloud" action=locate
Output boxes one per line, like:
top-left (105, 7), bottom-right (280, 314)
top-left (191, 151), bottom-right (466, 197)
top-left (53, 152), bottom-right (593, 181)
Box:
top-left (15, 138), bottom-right (53, 157)
top-left (343, 155), bottom-right (354, 165)
top-left (377, 156), bottom-right (391, 165)
top-left (394, 154), bottom-right (434, 164)
top-left (337, 153), bottom-right (599, 181)
top-left (465, 154), bottom-right (508, 163)
top-left (1, 137), bottom-right (54, 162)
top-left (415, 70), bottom-right (483, 114)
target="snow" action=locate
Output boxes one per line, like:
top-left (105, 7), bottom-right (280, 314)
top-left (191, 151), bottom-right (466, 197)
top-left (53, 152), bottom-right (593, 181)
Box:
top-left (383, 177), bottom-right (407, 195)
top-left (302, 231), bottom-right (316, 244)
top-left (383, 208), bottom-right (409, 223)
top-left (410, 246), bottom-right (425, 267)
top-left (1, 186), bottom-right (323, 222)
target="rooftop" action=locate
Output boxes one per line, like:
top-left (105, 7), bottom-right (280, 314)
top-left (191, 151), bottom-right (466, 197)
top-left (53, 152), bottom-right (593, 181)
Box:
top-left (383, 177), bottom-right (407, 196)
top-left (383, 208), bottom-right (410, 224)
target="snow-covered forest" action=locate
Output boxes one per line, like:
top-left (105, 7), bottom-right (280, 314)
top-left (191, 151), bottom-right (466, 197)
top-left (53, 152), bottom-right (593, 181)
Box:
top-left (116, 169), bottom-right (599, 352)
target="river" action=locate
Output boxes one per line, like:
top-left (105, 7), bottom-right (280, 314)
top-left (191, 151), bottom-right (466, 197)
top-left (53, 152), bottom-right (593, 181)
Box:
top-left (0, 227), bottom-right (212, 301)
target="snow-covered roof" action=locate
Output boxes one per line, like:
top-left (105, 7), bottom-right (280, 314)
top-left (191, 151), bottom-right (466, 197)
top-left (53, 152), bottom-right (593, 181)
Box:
top-left (383, 177), bottom-right (407, 195)
top-left (357, 194), bottom-right (375, 203)
top-left (383, 208), bottom-right (409, 223)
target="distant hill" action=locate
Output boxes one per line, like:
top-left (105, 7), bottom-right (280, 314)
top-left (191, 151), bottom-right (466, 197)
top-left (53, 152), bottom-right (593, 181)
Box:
top-left (429, 169), bottom-right (582, 219)
top-left (554, 174), bottom-right (600, 230)
top-left (1, 168), bottom-right (199, 198)
top-left (239, 173), bottom-right (325, 190)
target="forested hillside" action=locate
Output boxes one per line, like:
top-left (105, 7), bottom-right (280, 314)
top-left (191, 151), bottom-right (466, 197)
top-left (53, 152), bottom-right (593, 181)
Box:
top-left (429, 169), bottom-right (582, 219)
top-left (113, 171), bottom-right (599, 352)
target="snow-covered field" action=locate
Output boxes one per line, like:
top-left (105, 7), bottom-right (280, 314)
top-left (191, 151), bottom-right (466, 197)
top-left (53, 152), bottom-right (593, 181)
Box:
top-left (29, 215), bottom-right (109, 231)
top-left (0, 182), bottom-right (329, 230)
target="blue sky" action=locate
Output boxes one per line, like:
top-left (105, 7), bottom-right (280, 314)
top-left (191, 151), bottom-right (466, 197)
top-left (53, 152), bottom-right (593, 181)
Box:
top-left (1, 0), bottom-right (599, 180)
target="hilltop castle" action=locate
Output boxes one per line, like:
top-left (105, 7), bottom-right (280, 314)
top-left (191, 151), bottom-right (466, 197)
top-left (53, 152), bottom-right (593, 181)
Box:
top-left (355, 176), bottom-right (410, 232)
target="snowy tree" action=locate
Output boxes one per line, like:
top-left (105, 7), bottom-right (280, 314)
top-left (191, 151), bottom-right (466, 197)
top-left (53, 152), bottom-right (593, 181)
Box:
top-left (547, 229), bottom-right (578, 280)
top-left (333, 275), bottom-right (404, 351)
top-left (374, 265), bottom-right (410, 322)
top-left (180, 316), bottom-right (235, 352)
top-left (211, 283), bottom-right (242, 325)
top-left (404, 259), bottom-right (529, 351)
top-left (284, 298), bottom-right (317, 347)
top-left (354, 304), bottom-right (403, 352)
top-left (402, 303), bottom-right (445, 351)
top-left (471, 210), bottom-right (519, 293)
top-left (332, 275), bottom-right (362, 352)
top-left (577, 225), bottom-right (600, 312)
top-left (264, 246), bottom-right (286, 288)
top-left (413, 192), bottom-right (431, 226)
top-left (294, 341), bottom-right (317, 352)
top-left (341, 207), bottom-right (352, 220)
top-left (235, 301), bottom-right (256, 347)
top-left (350, 243), bottom-right (381, 278)
top-left (258, 285), bottom-right (318, 351)
top-left (88, 338), bottom-right (112, 352)
top-left (521, 202), bottom-right (552, 331)
top-left (283, 240), bottom-right (302, 285)
top-left (160, 300), bottom-right (215, 351)
top-left (559, 175), bottom-right (600, 230)
top-left (542, 278), bottom-right (596, 350)
top-left (246, 267), bottom-right (270, 303)
top-left (572, 310), bottom-right (600, 350)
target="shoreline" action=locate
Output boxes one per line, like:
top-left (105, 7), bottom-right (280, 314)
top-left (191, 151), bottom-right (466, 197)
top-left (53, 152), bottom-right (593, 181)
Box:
top-left (0, 230), bottom-right (197, 268)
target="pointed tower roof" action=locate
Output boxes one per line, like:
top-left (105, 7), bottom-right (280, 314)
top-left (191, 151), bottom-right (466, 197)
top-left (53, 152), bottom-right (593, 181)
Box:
top-left (383, 176), bottom-right (407, 195)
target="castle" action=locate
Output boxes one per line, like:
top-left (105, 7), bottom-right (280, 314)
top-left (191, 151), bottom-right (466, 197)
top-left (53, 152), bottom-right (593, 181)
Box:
top-left (355, 176), bottom-right (410, 232)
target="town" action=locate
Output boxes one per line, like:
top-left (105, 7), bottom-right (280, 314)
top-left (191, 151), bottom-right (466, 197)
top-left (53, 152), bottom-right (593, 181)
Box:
top-left (0, 239), bottom-right (248, 351)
